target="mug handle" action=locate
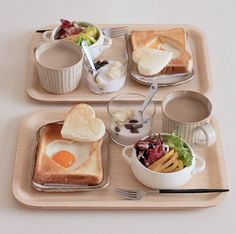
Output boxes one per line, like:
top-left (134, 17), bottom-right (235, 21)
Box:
top-left (43, 30), bottom-right (53, 42)
top-left (194, 123), bottom-right (216, 147)
top-left (122, 145), bottom-right (133, 165)
top-left (192, 154), bottom-right (205, 174)
top-left (103, 35), bottom-right (112, 48)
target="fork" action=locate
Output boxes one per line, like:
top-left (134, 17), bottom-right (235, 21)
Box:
top-left (114, 187), bottom-right (230, 200)
top-left (102, 26), bottom-right (128, 38)
top-left (36, 26), bottom-right (128, 38)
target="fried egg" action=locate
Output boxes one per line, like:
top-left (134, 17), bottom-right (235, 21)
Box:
top-left (46, 139), bottom-right (90, 170)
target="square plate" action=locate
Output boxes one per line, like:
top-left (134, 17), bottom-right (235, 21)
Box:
top-left (31, 122), bottom-right (110, 192)
top-left (126, 32), bottom-right (194, 86)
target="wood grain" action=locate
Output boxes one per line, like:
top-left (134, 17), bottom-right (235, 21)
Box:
top-left (12, 107), bottom-right (228, 209)
top-left (26, 24), bottom-right (212, 103)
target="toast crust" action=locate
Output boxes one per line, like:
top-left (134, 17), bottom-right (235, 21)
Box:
top-left (33, 123), bottom-right (103, 185)
top-left (131, 28), bottom-right (192, 74)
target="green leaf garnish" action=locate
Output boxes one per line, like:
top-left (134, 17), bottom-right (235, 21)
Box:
top-left (163, 132), bottom-right (193, 167)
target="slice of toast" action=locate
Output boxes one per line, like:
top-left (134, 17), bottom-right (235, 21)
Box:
top-left (33, 123), bottom-right (103, 185)
top-left (131, 28), bottom-right (193, 74)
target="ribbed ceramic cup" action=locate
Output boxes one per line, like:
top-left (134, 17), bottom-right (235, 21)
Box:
top-left (35, 40), bottom-right (83, 94)
top-left (162, 91), bottom-right (216, 146)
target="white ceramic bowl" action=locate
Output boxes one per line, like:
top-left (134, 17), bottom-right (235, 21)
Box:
top-left (35, 40), bottom-right (83, 94)
top-left (43, 21), bottom-right (112, 59)
top-left (122, 133), bottom-right (205, 189)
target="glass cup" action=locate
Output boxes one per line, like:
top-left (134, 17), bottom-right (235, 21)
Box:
top-left (107, 93), bottom-right (156, 146)
top-left (84, 44), bottom-right (128, 94)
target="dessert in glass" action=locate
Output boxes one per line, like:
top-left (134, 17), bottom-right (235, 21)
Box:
top-left (107, 93), bottom-right (156, 146)
top-left (84, 45), bottom-right (128, 94)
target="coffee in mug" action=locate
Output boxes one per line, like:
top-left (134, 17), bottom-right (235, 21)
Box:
top-left (162, 90), bottom-right (216, 146)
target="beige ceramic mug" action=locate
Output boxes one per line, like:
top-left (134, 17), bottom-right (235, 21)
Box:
top-left (34, 40), bottom-right (83, 94)
top-left (162, 90), bottom-right (216, 146)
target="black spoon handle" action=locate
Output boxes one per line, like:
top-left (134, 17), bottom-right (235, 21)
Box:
top-left (159, 188), bottom-right (229, 194)
top-left (36, 29), bottom-right (53, 33)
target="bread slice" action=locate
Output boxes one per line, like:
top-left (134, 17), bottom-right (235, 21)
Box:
top-left (33, 123), bottom-right (103, 185)
top-left (131, 28), bottom-right (193, 74)
top-left (61, 104), bottom-right (105, 142)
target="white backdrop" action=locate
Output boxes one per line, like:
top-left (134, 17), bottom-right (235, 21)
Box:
top-left (0, 0), bottom-right (235, 233)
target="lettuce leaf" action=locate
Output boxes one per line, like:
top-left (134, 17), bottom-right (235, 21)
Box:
top-left (75, 33), bottom-right (93, 46)
top-left (83, 26), bottom-right (98, 38)
top-left (163, 132), bottom-right (193, 167)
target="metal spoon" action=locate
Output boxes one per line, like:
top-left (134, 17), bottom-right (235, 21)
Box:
top-left (138, 81), bottom-right (158, 118)
top-left (81, 41), bottom-right (96, 70)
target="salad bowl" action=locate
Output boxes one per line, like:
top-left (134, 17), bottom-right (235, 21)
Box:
top-left (122, 133), bottom-right (205, 189)
top-left (43, 20), bottom-right (112, 59)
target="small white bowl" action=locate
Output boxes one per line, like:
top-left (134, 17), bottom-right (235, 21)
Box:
top-left (43, 21), bottom-right (112, 59)
top-left (122, 133), bottom-right (205, 189)
top-left (34, 40), bottom-right (83, 94)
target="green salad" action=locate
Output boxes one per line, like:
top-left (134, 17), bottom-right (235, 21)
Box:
top-left (55, 19), bottom-right (99, 46)
top-left (163, 132), bottom-right (193, 167)
top-left (75, 26), bottom-right (98, 46)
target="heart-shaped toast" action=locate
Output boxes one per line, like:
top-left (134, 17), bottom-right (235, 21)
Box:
top-left (61, 104), bottom-right (105, 142)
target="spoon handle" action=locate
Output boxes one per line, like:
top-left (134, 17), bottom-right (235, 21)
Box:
top-left (81, 41), bottom-right (96, 70)
top-left (139, 81), bottom-right (158, 113)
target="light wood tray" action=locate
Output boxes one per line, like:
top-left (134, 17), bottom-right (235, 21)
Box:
top-left (12, 107), bottom-right (228, 209)
top-left (26, 24), bottom-right (212, 103)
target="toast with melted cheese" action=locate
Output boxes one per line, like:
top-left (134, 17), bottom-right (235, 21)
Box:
top-left (131, 28), bottom-right (193, 74)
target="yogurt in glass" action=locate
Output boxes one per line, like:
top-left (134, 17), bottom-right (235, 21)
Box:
top-left (86, 60), bottom-right (126, 93)
top-left (84, 44), bottom-right (128, 94)
top-left (107, 93), bottom-right (156, 146)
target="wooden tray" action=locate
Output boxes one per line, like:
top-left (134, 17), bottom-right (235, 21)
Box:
top-left (26, 24), bottom-right (212, 103)
top-left (12, 106), bottom-right (228, 209)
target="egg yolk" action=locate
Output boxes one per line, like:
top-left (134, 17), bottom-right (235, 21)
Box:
top-left (51, 151), bottom-right (75, 168)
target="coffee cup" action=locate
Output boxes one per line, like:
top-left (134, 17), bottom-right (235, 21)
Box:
top-left (162, 90), bottom-right (216, 146)
top-left (34, 40), bottom-right (83, 94)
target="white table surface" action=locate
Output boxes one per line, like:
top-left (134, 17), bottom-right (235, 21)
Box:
top-left (1, 0), bottom-right (235, 233)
